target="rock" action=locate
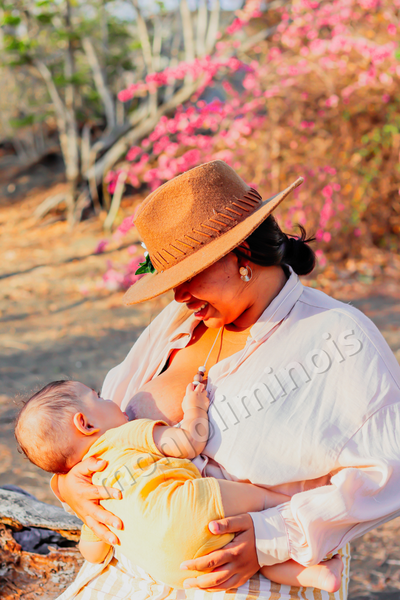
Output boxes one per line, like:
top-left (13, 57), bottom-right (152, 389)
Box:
top-left (0, 489), bottom-right (84, 598)
top-left (0, 488), bottom-right (82, 541)
top-left (0, 523), bottom-right (84, 600)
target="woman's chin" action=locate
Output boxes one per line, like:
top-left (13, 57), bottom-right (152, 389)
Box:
top-left (203, 316), bottom-right (224, 329)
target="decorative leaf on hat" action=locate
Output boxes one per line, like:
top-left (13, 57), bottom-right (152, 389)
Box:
top-left (135, 245), bottom-right (156, 275)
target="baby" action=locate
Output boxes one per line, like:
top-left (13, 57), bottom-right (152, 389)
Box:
top-left (15, 380), bottom-right (343, 591)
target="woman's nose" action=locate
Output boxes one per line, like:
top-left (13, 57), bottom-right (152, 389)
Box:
top-left (173, 282), bottom-right (192, 303)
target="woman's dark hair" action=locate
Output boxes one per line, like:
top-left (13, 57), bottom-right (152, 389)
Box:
top-left (234, 215), bottom-right (316, 276)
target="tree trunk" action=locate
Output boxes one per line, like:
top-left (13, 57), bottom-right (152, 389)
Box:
top-left (64, 0), bottom-right (80, 225)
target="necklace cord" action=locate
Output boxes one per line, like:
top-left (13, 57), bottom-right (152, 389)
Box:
top-left (202, 326), bottom-right (223, 372)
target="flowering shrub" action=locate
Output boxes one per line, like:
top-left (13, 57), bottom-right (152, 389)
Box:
top-left (103, 0), bottom-right (400, 290)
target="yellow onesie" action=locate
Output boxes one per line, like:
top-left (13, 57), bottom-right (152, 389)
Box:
top-left (80, 419), bottom-right (233, 588)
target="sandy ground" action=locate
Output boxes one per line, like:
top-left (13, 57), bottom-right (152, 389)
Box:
top-left (1, 187), bottom-right (400, 599)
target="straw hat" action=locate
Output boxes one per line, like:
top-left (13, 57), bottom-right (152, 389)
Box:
top-left (124, 160), bottom-right (303, 305)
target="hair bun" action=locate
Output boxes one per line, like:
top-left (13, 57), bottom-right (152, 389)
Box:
top-left (283, 227), bottom-right (316, 276)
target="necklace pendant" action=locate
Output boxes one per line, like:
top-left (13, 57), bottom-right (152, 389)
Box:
top-left (193, 369), bottom-right (204, 387)
top-left (192, 328), bottom-right (222, 388)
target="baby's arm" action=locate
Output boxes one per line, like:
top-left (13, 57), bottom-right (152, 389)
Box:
top-left (79, 523), bottom-right (113, 564)
top-left (153, 383), bottom-right (209, 459)
top-left (79, 538), bottom-right (112, 564)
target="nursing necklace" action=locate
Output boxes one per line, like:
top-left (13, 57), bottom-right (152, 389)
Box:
top-left (192, 327), bottom-right (223, 387)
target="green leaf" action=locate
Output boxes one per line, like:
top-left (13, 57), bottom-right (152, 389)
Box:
top-left (36, 13), bottom-right (54, 24)
top-left (383, 124), bottom-right (398, 135)
top-left (2, 14), bottom-right (21, 26)
top-left (135, 254), bottom-right (156, 275)
top-left (10, 115), bottom-right (35, 128)
top-left (372, 129), bottom-right (381, 143)
top-left (395, 48), bottom-right (400, 61)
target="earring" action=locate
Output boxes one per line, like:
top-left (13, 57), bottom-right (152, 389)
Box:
top-left (239, 265), bottom-right (252, 282)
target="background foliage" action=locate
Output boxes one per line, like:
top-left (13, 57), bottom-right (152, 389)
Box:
top-left (1, 0), bottom-right (399, 290)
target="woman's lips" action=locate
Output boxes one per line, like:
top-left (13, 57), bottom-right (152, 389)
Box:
top-left (189, 302), bottom-right (209, 320)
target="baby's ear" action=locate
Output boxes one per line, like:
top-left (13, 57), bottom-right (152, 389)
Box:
top-left (73, 412), bottom-right (100, 436)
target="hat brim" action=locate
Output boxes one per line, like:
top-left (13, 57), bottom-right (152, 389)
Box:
top-left (123, 177), bottom-right (304, 305)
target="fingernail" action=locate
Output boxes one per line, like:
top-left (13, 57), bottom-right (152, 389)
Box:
top-left (183, 582), bottom-right (190, 589)
top-left (113, 520), bottom-right (120, 528)
top-left (113, 491), bottom-right (121, 499)
top-left (209, 521), bottom-right (219, 534)
top-left (108, 536), bottom-right (115, 544)
top-left (180, 563), bottom-right (188, 570)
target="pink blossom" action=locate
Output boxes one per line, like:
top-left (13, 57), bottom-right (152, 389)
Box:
top-left (115, 216), bottom-right (135, 238)
top-left (315, 249), bottom-right (327, 267)
top-left (322, 231), bottom-right (332, 242)
top-left (380, 72), bottom-right (393, 85)
top-left (387, 24), bottom-right (396, 36)
top-left (300, 120), bottom-right (315, 130)
top-left (94, 240), bottom-right (108, 254)
top-left (117, 89), bottom-right (133, 103)
top-left (127, 146), bottom-right (141, 161)
top-left (326, 94), bottom-right (339, 107)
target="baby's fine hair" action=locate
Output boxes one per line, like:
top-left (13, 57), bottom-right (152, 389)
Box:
top-left (15, 380), bottom-right (82, 474)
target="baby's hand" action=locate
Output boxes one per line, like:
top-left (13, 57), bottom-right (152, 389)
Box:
top-left (182, 382), bottom-right (210, 414)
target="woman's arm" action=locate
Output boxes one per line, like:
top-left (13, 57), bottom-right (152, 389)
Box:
top-left (180, 403), bottom-right (400, 590)
top-left (250, 403), bottom-right (400, 568)
top-left (182, 402), bottom-right (400, 591)
top-left (153, 383), bottom-right (209, 459)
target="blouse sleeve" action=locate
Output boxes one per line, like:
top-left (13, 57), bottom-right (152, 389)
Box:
top-left (250, 402), bottom-right (400, 567)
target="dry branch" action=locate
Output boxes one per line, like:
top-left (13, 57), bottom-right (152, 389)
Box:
top-left (82, 37), bottom-right (116, 130)
top-left (205, 0), bottom-right (220, 55)
top-left (33, 192), bottom-right (67, 220)
top-left (87, 76), bottom-right (206, 185)
top-left (180, 0), bottom-right (195, 64)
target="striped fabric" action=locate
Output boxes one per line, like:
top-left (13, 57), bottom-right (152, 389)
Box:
top-left (57, 544), bottom-right (350, 600)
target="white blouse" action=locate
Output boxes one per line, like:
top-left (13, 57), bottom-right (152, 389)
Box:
top-left (102, 270), bottom-right (400, 567)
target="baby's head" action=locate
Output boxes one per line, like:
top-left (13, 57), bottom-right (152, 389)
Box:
top-left (15, 380), bottom-right (128, 474)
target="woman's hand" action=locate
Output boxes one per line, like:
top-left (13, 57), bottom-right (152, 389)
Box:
top-left (180, 514), bottom-right (260, 591)
top-left (57, 457), bottom-right (123, 545)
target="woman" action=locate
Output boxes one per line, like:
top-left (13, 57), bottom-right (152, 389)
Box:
top-left (55, 161), bottom-right (400, 600)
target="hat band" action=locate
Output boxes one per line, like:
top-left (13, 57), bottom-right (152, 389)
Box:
top-left (149, 188), bottom-right (262, 272)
